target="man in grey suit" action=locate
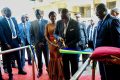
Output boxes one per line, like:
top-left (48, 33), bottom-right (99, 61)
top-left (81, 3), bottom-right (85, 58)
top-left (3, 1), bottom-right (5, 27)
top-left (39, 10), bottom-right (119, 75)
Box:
top-left (87, 19), bottom-right (96, 49)
top-left (75, 13), bottom-right (88, 63)
top-left (30, 9), bottom-right (49, 78)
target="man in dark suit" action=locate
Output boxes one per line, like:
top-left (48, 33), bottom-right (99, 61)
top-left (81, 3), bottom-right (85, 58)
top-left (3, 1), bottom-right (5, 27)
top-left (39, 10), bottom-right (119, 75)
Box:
top-left (54, 8), bottom-right (80, 80)
top-left (0, 27), bottom-right (3, 80)
top-left (95, 3), bottom-right (120, 80)
top-left (30, 9), bottom-right (49, 78)
top-left (0, 7), bottom-right (27, 80)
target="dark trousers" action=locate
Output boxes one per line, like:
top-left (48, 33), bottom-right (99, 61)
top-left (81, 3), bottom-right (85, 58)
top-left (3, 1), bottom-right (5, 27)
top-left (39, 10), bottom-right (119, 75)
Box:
top-left (21, 39), bottom-right (31, 68)
top-left (26, 48), bottom-right (32, 64)
top-left (24, 39), bottom-right (32, 64)
top-left (88, 40), bottom-right (94, 49)
top-left (35, 43), bottom-right (49, 73)
top-left (0, 68), bottom-right (2, 80)
top-left (99, 62), bottom-right (107, 80)
top-left (82, 54), bottom-right (89, 63)
top-left (2, 52), bottom-right (16, 70)
top-left (81, 40), bottom-right (93, 63)
top-left (62, 54), bottom-right (79, 80)
top-left (99, 62), bottom-right (120, 80)
top-left (2, 39), bottom-right (23, 76)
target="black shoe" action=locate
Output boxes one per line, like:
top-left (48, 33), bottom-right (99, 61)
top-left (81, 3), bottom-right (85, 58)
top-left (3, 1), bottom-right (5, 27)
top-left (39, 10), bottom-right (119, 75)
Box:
top-left (9, 76), bottom-right (13, 80)
top-left (0, 77), bottom-right (4, 80)
top-left (18, 70), bottom-right (27, 75)
top-left (37, 72), bottom-right (42, 78)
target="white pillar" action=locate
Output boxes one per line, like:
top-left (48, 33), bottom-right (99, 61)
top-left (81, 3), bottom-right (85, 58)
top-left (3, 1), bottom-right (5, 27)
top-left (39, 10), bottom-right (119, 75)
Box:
top-left (116, 0), bottom-right (120, 8)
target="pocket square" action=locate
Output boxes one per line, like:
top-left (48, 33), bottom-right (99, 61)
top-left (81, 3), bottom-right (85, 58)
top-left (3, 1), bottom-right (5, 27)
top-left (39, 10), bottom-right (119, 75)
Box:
top-left (70, 29), bottom-right (74, 31)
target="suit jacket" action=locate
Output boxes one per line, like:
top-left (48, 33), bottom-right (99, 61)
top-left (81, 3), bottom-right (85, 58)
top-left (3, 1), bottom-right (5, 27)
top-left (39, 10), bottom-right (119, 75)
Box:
top-left (78, 22), bottom-right (88, 49)
top-left (54, 18), bottom-right (80, 49)
top-left (0, 16), bottom-right (3, 20)
top-left (30, 19), bottom-right (48, 45)
top-left (18, 22), bottom-right (31, 44)
top-left (87, 24), bottom-right (97, 41)
top-left (0, 17), bottom-right (20, 48)
top-left (95, 14), bottom-right (120, 48)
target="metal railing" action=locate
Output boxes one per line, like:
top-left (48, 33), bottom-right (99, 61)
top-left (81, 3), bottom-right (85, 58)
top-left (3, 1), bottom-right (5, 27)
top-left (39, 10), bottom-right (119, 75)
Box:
top-left (70, 54), bottom-right (97, 80)
top-left (0, 45), bottom-right (36, 80)
top-left (0, 46), bottom-right (29, 54)
top-left (70, 58), bottom-right (91, 80)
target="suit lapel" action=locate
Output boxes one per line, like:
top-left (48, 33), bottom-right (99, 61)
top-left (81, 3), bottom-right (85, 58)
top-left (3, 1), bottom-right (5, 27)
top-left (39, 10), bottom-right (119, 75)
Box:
top-left (97, 15), bottom-right (109, 33)
top-left (3, 18), bottom-right (9, 27)
top-left (66, 19), bottom-right (72, 33)
top-left (3, 18), bottom-right (11, 32)
top-left (61, 21), bottom-right (64, 32)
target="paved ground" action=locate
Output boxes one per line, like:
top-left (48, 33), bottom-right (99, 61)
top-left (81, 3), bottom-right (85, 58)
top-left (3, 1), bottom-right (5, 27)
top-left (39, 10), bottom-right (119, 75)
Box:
top-left (78, 61), bottom-right (100, 75)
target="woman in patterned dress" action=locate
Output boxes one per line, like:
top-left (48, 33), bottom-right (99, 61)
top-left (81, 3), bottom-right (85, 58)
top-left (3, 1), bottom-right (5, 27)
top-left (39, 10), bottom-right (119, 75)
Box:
top-left (45, 11), bottom-right (64, 80)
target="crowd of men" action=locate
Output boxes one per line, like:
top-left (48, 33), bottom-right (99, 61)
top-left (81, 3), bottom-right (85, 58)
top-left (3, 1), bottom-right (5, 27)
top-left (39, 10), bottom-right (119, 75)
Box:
top-left (0, 3), bottom-right (120, 80)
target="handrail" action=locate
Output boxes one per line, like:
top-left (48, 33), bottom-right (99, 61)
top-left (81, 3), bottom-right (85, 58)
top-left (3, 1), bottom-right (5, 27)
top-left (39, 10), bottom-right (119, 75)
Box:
top-left (70, 58), bottom-right (91, 80)
top-left (0, 45), bottom-right (30, 55)
top-left (0, 45), bottom-right (36, 80)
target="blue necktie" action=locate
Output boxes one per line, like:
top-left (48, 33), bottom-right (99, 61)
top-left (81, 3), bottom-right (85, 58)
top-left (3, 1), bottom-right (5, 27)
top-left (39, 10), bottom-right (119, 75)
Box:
top-left (8, 19), bottom-right (16, 37)
top-left (39, 20), bottom-right (44, 38)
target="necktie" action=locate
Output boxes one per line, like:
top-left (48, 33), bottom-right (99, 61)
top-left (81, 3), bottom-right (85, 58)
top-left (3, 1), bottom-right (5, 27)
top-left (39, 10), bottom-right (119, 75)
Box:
top-left (23, 23), bottom-right (27, 38)
top-left (8, 18), bottom-right (16, 37)
top-left (89, 27), bottom-right (93, 40)
top-left (39, 20), bottom-right (44, 39)
top-left (39, 20), bottom-right (42, 33)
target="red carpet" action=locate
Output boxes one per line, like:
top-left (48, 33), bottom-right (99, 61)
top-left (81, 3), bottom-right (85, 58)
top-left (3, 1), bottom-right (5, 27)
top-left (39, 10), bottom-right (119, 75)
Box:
top-left (1, 64), bottom-right (100, 80)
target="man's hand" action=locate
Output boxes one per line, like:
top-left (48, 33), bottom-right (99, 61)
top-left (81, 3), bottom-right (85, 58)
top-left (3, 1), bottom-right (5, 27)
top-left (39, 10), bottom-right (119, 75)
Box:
top-left (86, 44), bottom-right (88, 48)
top-left (38, 42), bottom-right (44, 47)
top-left (59, 37), bottom-right (64, 42)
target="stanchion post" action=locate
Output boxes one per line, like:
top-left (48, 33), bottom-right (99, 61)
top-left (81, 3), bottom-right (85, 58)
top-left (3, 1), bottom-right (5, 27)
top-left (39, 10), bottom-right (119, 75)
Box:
top-left (32, 56), bottom-right (35, 80)
top-left (92, 60), bottom-right (97, 80)
top-left (29, 46), bottom-right (35, 80)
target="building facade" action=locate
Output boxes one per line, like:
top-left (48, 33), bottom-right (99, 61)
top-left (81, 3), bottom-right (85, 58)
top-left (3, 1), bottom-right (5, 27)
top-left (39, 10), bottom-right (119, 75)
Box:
top-left (31, 0), bottom-right (120, 21)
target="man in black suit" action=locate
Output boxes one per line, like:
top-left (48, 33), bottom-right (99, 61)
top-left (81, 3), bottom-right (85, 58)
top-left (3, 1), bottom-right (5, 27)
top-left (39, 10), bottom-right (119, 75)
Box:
top-left (0, 7), bottom-right (27, 80)
top-left (95, 3), bottom-right (120, 80)
top-left (54, 8), bottom-right (80, 80)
